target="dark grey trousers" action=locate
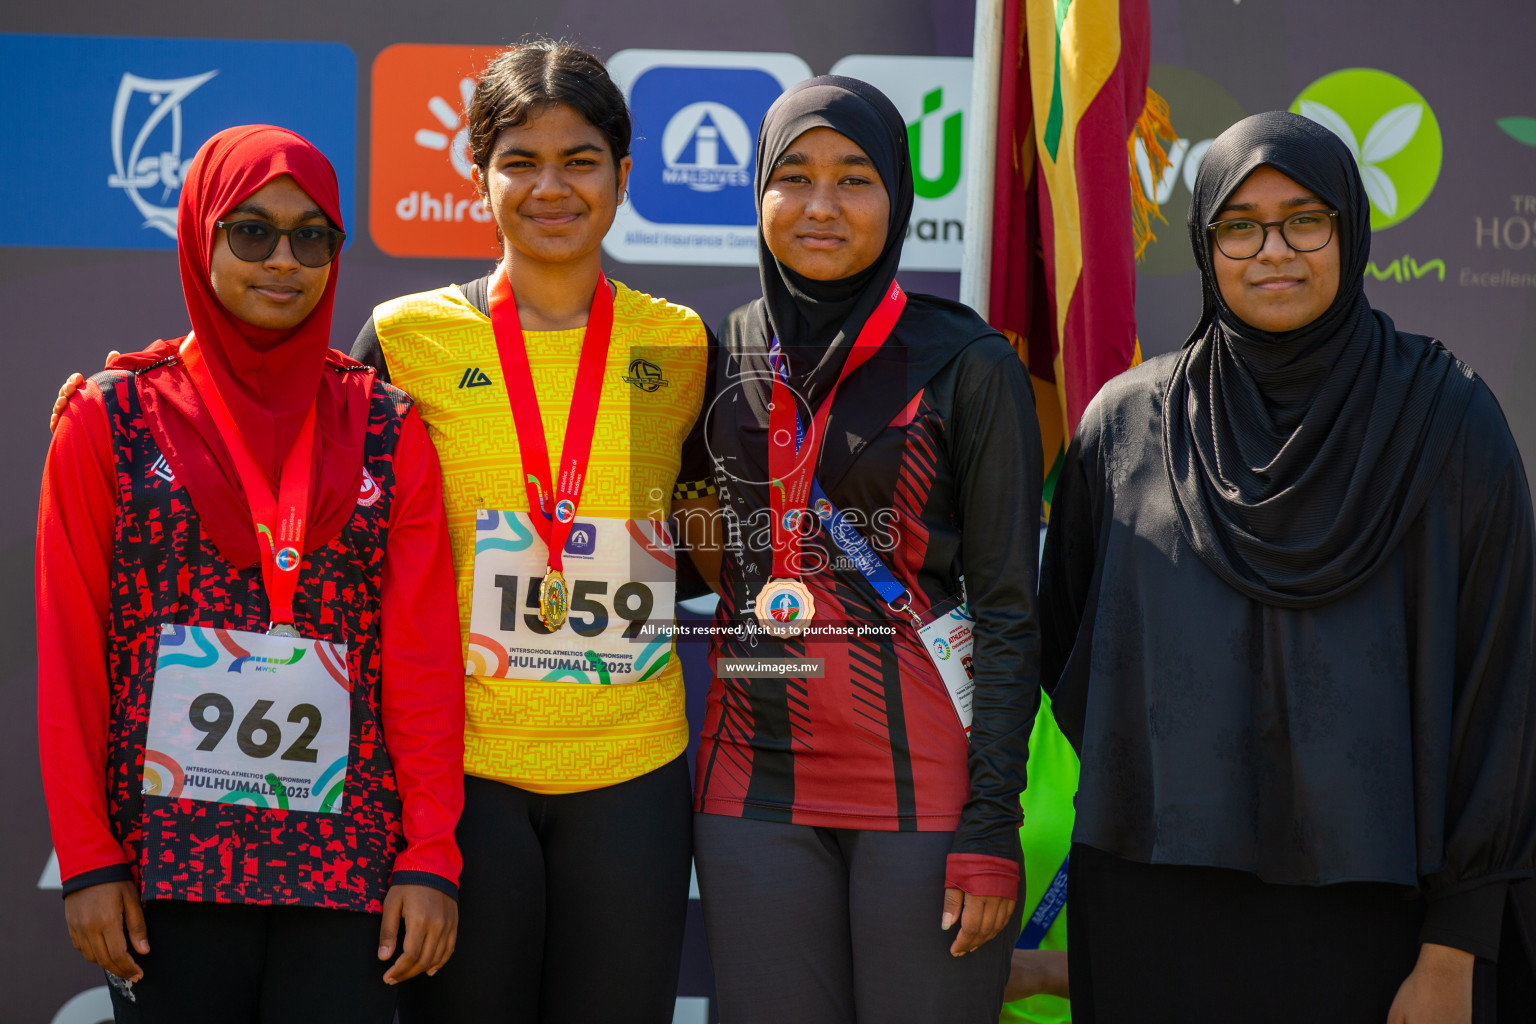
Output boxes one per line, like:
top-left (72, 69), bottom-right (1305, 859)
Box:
top-left (694, 812), bottom-right (1021, 1024)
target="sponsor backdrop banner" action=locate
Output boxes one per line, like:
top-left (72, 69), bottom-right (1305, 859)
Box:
top-left (0, 34), bottom-right (356, 251)
top-left (1, 2), bottom-right (1532, 1021)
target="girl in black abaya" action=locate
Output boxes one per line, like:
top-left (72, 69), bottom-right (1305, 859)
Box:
top-left (1040, 111), bottom-right (1536, 1022)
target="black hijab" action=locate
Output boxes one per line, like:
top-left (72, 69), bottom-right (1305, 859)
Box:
top-left (742, 76), bottom-right (991, 424)
top-left (1162, 110), bottom-right (1476, 608)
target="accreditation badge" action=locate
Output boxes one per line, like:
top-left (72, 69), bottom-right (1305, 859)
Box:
top-left (467, 510), bottom-right (677, 685)
top-left (917, 601), bottom-right (976, 733)
top-left (142, 624), bottom-right (352, 813)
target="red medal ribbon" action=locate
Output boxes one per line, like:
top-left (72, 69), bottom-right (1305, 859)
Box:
top-left (180, 335), bottom-right (317, 629)
top-left (767, 281), bottom-right (907, 579)
top-left (489, 267), bottom-right (616, 571)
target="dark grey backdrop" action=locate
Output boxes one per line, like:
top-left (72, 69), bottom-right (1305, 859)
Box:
top-left (4, 1), bottom-right (1532, 1021)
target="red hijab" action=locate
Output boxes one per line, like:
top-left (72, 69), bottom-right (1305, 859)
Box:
top-left (115, 125), bottom-right (371, 569)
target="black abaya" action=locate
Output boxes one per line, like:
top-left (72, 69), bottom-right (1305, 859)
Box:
top-left (1039, 110), bottom-right (1536, 1011)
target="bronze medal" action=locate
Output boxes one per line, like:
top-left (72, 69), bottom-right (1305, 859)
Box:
top-left (755, 577), bottom-right (816, 638)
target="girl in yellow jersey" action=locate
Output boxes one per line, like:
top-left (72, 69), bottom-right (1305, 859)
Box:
top-left (350, 42), bottom-right (716, 1024)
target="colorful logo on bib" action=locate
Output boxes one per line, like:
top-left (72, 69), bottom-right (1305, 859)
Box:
top-left (814, 498), bottom-right (833, 519)
top-left (554, 499), bottom-right (577, 524)
top-left (781, 509), bottom-right (805, 531)
top-left (275, 547), bottom-right (301, 571)
top-left (357, 467), bottom-right (381, 507)
top-left (1290, 69), bottom-right (1442, 230)
top-left (142, 749), bottom-right (185, 798)
top-left (229, 645), bottom-right (307, 674)
top-left (769, 589), bottom-right (805, 622)
top-left (931, 637), bottom-right (952, 661)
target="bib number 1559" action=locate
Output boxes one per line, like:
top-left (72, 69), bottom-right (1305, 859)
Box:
top-left (493, 575), bottom-right (654, 638)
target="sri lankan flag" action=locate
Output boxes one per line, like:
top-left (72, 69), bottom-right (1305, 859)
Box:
top-left (981, 0), bottom-right (1170, 519)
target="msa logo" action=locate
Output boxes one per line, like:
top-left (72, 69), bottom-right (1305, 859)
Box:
top-left (623, 358), bottom-right (670, 392)
top-left (458, 367), bottom-right (493, 388)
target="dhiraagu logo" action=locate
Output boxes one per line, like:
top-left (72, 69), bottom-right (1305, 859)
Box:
top-left (1289, 69), bottom-right (1442, 231)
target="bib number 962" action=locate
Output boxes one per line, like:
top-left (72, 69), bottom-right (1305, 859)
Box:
top-left (188, 693), bottom-right (324, 763)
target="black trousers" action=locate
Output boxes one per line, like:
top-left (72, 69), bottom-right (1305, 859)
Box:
top-left (694, 812), bottom-right (1022, 1024)
top-left (107, 900), bottom-right (394, 1024)
top-left (1066, 842), bottom-right (1511, 1023)
top-left (398, 755), bottom-right (693, 1024)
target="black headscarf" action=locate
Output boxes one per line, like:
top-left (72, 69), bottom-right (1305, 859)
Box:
top-left (744, 75), bottom-right (989, 414)
top-left (718, 75), bottom-right (1001, 503)
top-left (1162, 110), bottom-right (1477, 608)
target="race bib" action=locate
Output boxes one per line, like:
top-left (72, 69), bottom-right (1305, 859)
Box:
top-left (468, 510), bottom-right (677, 685)
top-left (918, 603), bottom-right (976, 733)
top-left (142, 624), bottom-right (352, 814)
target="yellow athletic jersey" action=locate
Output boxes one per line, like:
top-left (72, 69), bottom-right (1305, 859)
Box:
top-left (372, 279), bottom-right (709, 794)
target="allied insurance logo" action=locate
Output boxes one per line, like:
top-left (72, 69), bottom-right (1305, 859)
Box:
top-left (604, 49), bottom-right (813, 267)
top-left (0, 34), bottom-right (356, 251)
top-left (1290, 69), bottom-right (1442, 231)
top-left (370, 44), bottom-right (504, 258)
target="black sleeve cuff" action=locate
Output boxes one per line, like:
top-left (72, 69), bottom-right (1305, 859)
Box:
top-left (1421, 878), bottom-right (1511, 961)
top-left (390, 870), bottom-right (459, 902)
top-left (349, 315), bottom-right (390, 384)
top-left (60, 863), bottom-right (135, 898)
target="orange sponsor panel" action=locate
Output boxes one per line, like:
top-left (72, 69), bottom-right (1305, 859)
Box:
top-left (370, 43), bottom-right (504, 258)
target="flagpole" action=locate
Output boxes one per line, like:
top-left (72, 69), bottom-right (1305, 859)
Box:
top-left (961, 0), bottom-right (1005, 320)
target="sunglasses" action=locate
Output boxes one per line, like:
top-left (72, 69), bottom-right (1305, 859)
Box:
top-left (215, 219), bottom-right (346, 268)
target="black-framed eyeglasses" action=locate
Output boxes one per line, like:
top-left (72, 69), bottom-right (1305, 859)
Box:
top-left (215, 219), bottom-right (346, 267)
top-left (1206, 209), bottom-right (1338, 260)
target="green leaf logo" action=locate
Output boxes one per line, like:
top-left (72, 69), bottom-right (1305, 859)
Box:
top-left (1290, 69), bottom-right (1442, 231)
top-left (1498, 117), bottom-right (1536, 147)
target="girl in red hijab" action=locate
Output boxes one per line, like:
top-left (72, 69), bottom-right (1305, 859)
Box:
top-left (36, 125), bottom-right (466, 1024)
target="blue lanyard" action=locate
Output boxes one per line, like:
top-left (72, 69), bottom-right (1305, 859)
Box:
top-left (1015, 854), bottom-right (1070, 949)
top-left (770, 340), bottom-right (919, 625)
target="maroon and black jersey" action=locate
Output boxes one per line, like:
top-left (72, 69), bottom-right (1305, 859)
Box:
top-left (694, 294), bottom-right (1043, 892)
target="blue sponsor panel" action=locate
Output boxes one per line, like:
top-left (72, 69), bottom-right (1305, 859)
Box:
top-left (627, 66), bottom-right (781, 227)
top-left (604, 50), bottom-right (811, 266)
top-left (564, 523), bottom-right (597, 557)
top-left (0, 34), bottom-right (356, 250)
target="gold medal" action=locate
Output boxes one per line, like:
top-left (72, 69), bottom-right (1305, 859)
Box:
top-left (755, 577), bottom-right (816, 638)
top-left (539, 568), bottom-right (570, 630)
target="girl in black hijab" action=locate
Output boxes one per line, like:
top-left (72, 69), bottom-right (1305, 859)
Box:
top-left (691, 77), bottom-right (1044, 1023)
top-left (1040, 110), bottom-right (1536, 1021)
